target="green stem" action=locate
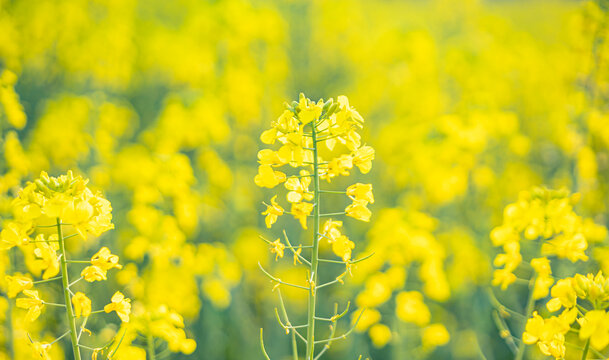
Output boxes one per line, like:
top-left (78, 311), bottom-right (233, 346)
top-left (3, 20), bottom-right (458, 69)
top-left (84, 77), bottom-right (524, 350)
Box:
top-left (305, 120), bottom-right (321, 360)
top-left (147, 334), bottom-right (156, 360)
top-left (514, 276), bottom-right (536, 360)
top-left (581, 338), bottom-right (590, 360)
top-left (57, 218), bottom-right (82, 360)
top-left (33, 276), bottom-right (63, 284)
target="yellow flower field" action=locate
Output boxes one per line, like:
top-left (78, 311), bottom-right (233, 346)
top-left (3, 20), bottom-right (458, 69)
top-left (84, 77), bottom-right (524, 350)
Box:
top-left (1, 0), bottom-right (609, 359)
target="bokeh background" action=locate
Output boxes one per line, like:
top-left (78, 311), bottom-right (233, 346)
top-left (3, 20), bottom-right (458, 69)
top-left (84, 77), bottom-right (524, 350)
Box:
top-left (1, 0), bottom-right (609, 359)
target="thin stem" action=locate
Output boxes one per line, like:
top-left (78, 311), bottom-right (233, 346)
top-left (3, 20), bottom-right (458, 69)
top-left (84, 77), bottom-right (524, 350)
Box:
top-left (258, 263), bottom-right (310, 291)
top-left (278, 289), bottom-right (300, 360)
top-left (65, 260), bottom-right (90, 264)
top-left (33, 276), bottom-right (63, 284)
top-left (69, 277), bottom-right (83, 287)
top-left (318, 212), bottom-right (345, 217)
top-left (306, 119), bottom-right (321, 360)
top-left (50, 330), bottom-right (71, 345)
top-left (57, 217), bottom-right (82, 360)
top-left (313, 309), bottom-right (364, 345)
top-left (313, 304), bottom-right (339, 360)
top-left (514, 276), bottom-right (536, 360)
top-left (283, 230), bottom-right (312, 266)
top-left (36, 223), bottom-right (72, 228)
top-left (581, 338), bottom-right (590, 360)
top-left (147, 334), bottom-right (156, 360)
top-left (261, 329), bottom-right (271, 360)
top-left (43, 301), bottom-right (66, 307)
top-left (318, 190), bottom-right (346, 194)
top-left (316, 279), bottom-right (342, 290)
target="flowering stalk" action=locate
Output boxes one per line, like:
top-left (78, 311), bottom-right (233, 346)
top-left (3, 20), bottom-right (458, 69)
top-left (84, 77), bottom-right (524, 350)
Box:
top-left (514, 275), bottom-right (536, 360)
top-left (57, 217), bottom-right (82, 360)
top-left (305, 117), bottom-right (321, 360)
top-left (256, 94), bottom-right (374, 359)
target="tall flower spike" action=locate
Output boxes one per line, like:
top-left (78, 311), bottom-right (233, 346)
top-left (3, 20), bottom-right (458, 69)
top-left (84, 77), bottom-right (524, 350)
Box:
top-left (256, 94), bottom-right (373, 360)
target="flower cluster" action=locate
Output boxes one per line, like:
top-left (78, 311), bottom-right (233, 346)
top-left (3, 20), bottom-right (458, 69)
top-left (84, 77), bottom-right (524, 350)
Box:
top-left (256, 94), bottom-right (374, 360)
top-left (523, 271), bottom-right (609, 358)
top-left (0, 171), bottom-right (130, 359)
top-left (491, 187), bottom-right (601, 292)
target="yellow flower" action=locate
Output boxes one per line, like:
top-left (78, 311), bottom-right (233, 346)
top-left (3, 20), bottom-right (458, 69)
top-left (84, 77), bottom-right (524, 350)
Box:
top-left (345, 199), bottom-right (372, 222)
top-left (321, 219), bottom-right (343, 242)
top-left (261, 195), bottom-right (284, 228)
top-left (104, 291), bottom-right (131, 322)
top-left (72, 292), bottom-right (92, 317)
top-left (33, 237), bottom-right (60, 280)
top-left (254, 165), bottom-right (286, 188)
top-left (62, 199), bottom-right (94, 239)
top-left (291, 202), bottom-right (314, 229)
top-left (296, 93), bottom-right (322, 125)
top-left (578, 310), bottom-right (609, 350)
top-left (5, 274), bottom-right (33, 298)
top-left (81, 265), bottom-right (107, 282)
top-left (321, 154), bottom-right (353, 182)
top-left (269, 238), bottom-right (285, 260)
top-left (395, 291), bottom-right (430, 326)
top-left (30, 342), bottom-right (52, 360)
top-left (346, 183), bottom-right (374, 204)
top-left (332, 235), bottom-right (355, 261)
top-left (422, 324), bottom-right (450, 348)
top-left (257, 149), bottom-right (284, 166)
top-left (352, 146), bottom-right (375, 174)
top-left (0, 221), bottom-right (30, 249)
top-left (530, 257), bottom-right (554, 300)
top-left (546, 278), bottom-right (577, 312)
top-left (369, 324), bottom-right (392, 348)
top-left (522, 309), bottom-right (576, 359)
top-left (91, 246), bottom-right (122, 271)
top-left (16, 289), bottom-right (45, 322)
top-left (260, 128), bottom-right (278, 145)
top-left (284, 171), bottom-right (314, 203)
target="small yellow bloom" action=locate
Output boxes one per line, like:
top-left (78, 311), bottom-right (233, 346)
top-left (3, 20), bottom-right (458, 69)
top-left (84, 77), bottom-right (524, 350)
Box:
top-left (352, 146), bottom-right (374, 174)
top-left (296, 93), bottom-right (322, 125)
top-left (81, 265), bottom-right (107, 282)
top-left (5, 274), bottom-right (33, 298)
top-left (346, 183), bottom-right (374, 204)
top-left (422, 324), bottom-right (450, 348)
top-left (369, 324), bottom-right (392, 348)
top-left (254, 165), bottom-right (286, 188)
top-left (30, 341), bottom-right (52, 360)
top-left (91, 247), bottom-right (122, 271)
top-left (16, 289), bottom-right (44, 322)
top-left (332, 235), bottom-right (355, 261)
top-left (284, 171), bottom-right (313, 203)
top-left (72, 292), bottom-right (92, 317)
top-left (345, 199), bottom-right (372, 222)
top-left (291, 202), bottom-right (314, 229)
top-left (261, 196), bottom-right (284, 228)
top-left (546, 278), bottom-right (577, 312)
top-left (578, 310), bottom-right (609, 350)
top-left (395, 291), bottom-right (430, 326)
top-left (0, 221), bottom-right (30, 249)
top-left (33, 237), bottom-right (60, 280)
top-left (104, 291), bottom-right (131, 322)
top-left (270, 238), bottom-right (285, 260)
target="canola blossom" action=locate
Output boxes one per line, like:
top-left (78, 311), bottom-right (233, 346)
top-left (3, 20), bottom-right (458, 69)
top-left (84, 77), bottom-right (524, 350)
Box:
top-left (2, 0), bottom-right (609, 359)
top-left (256, 94), bottom-right (374, 360)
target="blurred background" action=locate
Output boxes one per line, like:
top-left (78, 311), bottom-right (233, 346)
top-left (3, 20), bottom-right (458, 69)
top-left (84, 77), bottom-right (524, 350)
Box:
top-left (1, 0), bottom-right (609, 359)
